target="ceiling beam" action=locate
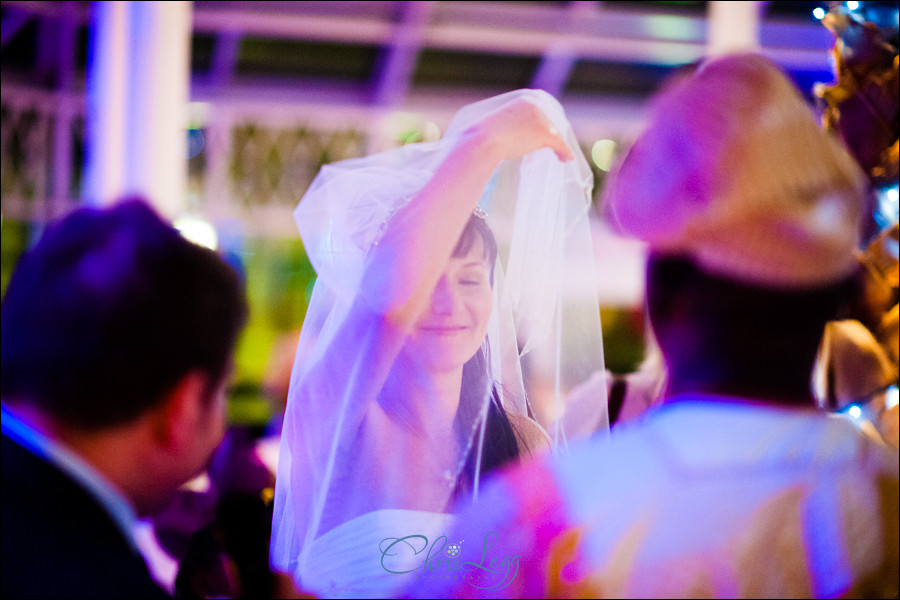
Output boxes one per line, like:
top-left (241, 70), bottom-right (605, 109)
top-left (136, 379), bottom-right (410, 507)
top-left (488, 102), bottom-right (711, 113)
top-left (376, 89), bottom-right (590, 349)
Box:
top-left (192, 7), bottom-right (395, 45)
top-left (531, 44), bottom-right (578, 97)
top-left (1, 8), bottom-right (31, 48)
top-left (530, 1), bottom-right (599, 96)
top-left (191, 0), bottom-right (832, 72)
top-left (370, 1), bottom-right (433, 107)
top-left (208, 30), bottom-right (243, 90)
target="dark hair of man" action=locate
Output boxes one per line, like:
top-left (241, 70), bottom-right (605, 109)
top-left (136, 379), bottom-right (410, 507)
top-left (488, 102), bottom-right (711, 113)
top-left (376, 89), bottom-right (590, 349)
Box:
top-left (1, 198), bottom-right (248, 430)
top-left (645, 252), bottom-right (855, 406)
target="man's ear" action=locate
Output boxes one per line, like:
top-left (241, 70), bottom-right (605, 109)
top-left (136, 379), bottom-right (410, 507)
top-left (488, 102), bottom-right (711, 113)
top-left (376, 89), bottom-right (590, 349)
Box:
top-left (151, 370), bottom-right (210, 452)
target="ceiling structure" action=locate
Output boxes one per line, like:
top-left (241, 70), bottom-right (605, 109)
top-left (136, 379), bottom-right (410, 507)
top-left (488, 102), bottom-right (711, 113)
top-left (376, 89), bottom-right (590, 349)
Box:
top-left (0, 1), bottom-right (851, 306)
top-left (2, 1), bottom-right (837, 131)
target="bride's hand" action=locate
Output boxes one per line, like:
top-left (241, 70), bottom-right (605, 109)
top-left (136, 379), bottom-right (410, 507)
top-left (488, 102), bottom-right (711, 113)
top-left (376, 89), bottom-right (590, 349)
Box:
top-left (465, 97), bottom-right (575, 164)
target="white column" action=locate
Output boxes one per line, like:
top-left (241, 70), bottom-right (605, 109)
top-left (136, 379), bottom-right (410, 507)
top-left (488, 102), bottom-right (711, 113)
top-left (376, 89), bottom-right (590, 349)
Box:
top-left (51, 1), bottom-right (79, 216)
top-left (83, 1), bottom-right (128, 208)
top-left (707, 1), bottom-right (762, 57)
top-left (83, 1), bottom-right (193, 220)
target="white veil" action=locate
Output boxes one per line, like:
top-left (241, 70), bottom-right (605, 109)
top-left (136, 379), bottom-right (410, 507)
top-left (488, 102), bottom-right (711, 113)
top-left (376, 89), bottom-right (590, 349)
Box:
top-left (270, 89), bottom-right (607, 595)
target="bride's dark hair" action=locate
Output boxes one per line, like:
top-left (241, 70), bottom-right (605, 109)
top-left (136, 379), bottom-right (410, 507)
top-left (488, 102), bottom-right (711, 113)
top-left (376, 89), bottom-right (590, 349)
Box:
top-left (453, 348), bottom-right (522, 498)
top-left (451, 211), bottom-right (497, 281)
top-left (451, 213), bottom-right (522, 496)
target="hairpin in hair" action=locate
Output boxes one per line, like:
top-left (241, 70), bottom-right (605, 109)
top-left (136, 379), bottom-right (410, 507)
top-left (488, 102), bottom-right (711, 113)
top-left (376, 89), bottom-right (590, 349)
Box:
top-left (473, 206), bottom-right (489, 220)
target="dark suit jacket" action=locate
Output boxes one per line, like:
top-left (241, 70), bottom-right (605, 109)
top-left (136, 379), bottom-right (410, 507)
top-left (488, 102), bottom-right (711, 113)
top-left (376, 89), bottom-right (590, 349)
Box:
top-left (1, 431), bottom-right (170, 599)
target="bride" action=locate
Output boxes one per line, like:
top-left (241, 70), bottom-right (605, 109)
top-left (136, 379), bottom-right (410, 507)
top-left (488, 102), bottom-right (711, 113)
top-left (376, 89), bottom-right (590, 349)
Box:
top-left (270, 89), bottom-right (607, 598)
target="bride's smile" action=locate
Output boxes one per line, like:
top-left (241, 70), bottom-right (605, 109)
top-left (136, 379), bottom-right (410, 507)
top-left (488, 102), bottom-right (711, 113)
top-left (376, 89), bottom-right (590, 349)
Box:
top-left (408, 241), bottom-right (493, 373)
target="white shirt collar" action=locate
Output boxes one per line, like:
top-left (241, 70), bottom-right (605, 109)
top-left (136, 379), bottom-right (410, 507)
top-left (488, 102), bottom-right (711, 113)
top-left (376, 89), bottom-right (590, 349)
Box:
top-left (1, 402), bottom-right (140, 552)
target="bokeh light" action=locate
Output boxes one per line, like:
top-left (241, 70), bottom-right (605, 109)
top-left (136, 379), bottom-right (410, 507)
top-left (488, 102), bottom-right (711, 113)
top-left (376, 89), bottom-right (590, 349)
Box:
top-left (423, 121), bottom-right (442, 142)
top-left (591, 139), bottom-right (619, 172)
top-left (186, 129), bottom-right (205, 159)
top-left (174, 215), bottom-right (218, 250)
top-left (887, 385), bottom-right (899, 411)
top-left (876, 185), bottom-right (899, 228)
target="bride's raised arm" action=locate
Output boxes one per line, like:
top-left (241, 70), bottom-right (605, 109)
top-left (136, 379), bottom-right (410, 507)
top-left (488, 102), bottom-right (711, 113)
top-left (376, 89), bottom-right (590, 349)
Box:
top-left (361, 98), bottom-right (573, 329)
top-left (296, 97), bottom-right (573, 433)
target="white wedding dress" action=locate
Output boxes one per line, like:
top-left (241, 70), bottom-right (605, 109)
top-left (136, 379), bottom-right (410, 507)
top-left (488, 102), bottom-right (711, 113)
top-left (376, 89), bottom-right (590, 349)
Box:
top-left (299, 509), bottom-right (456, 599)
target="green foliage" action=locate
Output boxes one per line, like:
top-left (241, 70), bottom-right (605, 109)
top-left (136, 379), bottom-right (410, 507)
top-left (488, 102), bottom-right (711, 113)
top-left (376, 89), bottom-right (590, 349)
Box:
top-left (600, 306), bottom-right (647, 374)
top-left (231, 236), bottom-right (316, 391)
top-left (1, 219), bottom-right (31, 300)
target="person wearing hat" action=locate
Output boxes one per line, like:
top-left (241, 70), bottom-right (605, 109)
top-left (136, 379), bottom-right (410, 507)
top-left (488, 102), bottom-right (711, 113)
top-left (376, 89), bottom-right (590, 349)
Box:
top-left (405, 53), bottom-right (899, 599)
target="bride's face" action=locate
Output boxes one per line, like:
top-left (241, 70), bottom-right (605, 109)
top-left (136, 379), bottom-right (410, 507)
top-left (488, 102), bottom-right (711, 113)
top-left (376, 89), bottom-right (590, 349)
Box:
top-left (408, 237), bottom-right (493, 373)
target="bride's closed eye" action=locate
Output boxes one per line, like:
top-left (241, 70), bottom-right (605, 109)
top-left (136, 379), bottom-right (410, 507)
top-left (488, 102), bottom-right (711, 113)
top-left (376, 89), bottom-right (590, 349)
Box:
top-left (458, 267), bottom-right (488, 286)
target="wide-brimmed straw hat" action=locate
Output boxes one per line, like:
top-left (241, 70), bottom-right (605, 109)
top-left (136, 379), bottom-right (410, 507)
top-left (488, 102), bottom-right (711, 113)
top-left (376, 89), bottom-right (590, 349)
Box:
top-left (603, 52), bottom-right (867, 288)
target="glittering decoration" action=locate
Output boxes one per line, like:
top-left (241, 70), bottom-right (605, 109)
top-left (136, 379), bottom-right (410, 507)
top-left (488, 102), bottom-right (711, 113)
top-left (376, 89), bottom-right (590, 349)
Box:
top-left (446, 540), bottom-right (464, 557)
top-left (814, 1), bottom-right (899, 186)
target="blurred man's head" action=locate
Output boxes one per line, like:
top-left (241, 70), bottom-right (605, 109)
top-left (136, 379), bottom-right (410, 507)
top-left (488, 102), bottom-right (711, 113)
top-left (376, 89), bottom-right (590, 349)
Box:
top-left (1, 198), bottom-right (248, 510)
